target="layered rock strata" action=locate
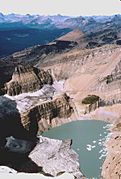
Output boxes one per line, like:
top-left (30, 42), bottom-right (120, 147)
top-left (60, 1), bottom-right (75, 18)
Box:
top-left (21, 93), bottom-right (73, 133)
top-left (38, 45), bottom-right (121, 117)
top-left (5, 66), bottom-right (53, 96)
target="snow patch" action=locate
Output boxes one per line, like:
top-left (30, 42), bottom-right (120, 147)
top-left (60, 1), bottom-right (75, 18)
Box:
top-left (4, 81), bottom-right (65, 113)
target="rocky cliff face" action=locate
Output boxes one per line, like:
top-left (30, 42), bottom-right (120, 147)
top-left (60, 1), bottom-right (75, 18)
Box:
top-left (93, 52), bottom-right (121, 103)
top-left (38, 44), bottom-right (121, 114)
top-left (5, 66), bottom-right (53, 96)
top-left (0, 96), bottom-right (38, 148)
top-left (0, 39), bottom-right (77, 95)
top-left (21, 93), bottom-right (73, 133)
top-left (5, 78), bottom-right (76, 134)
top-left (101, 121), bottom-right (121, 179)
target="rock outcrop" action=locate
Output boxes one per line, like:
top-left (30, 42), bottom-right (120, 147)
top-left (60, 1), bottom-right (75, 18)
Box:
top-left (28, 136), bottom-right (83, 178)
top-left (0, 136), bottom-right (83, 179)
top-left (5, 79), bottom-right (76, 134)
top-left (21, 93), bottom-right (73, 133)
top-left (101, 122), bottom-right (121, 179)
top-left (0, 39), bottom-right (76, 94)
top-left (5, 66), bottom-right (53, 96)
top-left (82, 104), bottom-right (121, 122)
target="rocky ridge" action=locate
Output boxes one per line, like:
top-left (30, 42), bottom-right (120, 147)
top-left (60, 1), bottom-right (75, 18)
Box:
top-left (1, 40), bottom-right (77, 66)
top-left (3, 38), bottom-right (121, 126)
top-left (0, 39), bottom-right (77, 95)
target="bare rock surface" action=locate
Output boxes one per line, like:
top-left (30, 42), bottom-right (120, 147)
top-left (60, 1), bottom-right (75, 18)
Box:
top-left (5, 136), bottom-right (34, 154)
top-left (0, 136), bottom-right (83, 179)
top-left (5, 81), bottom-right (75, 133)
top-left (22, 93), bottom-right (73, 133)
top-left (5, 65), bottom-right (53, 96)
top-left (39, 44), bottom-right (121, 104)
top-left (101, 121), bottom-right (121, 179)
top-left (29, 136), bottom-right (83, 179)
top-left (83, 104), bottom-right (121, 122)
top-left (37, 44), bottom-right (121, 123)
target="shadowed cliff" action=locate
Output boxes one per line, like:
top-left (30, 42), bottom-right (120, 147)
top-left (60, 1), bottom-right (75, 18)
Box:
top-left (0, 96), bottom-right (38, 145)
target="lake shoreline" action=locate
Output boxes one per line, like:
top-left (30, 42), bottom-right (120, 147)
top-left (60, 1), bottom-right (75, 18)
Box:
top-left (42, 120), bottom-right (110, 178)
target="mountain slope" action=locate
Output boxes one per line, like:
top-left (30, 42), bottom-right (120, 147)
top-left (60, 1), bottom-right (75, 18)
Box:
top-left (58, 29), bottom-right (84, 42)
top-left (37, 44), bottom-right (121, 107)
top-left (0, 27), bottom-right (71, 57)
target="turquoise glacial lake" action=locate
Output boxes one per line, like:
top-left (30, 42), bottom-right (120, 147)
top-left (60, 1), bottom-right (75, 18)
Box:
top-left (43, 120), bottom-right (110, 178)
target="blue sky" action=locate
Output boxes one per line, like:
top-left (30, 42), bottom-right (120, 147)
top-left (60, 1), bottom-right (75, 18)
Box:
top-left (0, 0), bottom-right (121, 16)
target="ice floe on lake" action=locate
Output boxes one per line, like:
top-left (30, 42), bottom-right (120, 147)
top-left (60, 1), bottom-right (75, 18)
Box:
top-left (92, 140), bottom-right (96, 144)
top-left (86, 144), bottom-right (96, 151)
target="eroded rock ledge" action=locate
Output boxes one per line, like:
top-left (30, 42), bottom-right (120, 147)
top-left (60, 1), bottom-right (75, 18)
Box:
top-left (21, 93), bottom-right (73, 133)
top-left (5, 65), bottom-right (53, 96)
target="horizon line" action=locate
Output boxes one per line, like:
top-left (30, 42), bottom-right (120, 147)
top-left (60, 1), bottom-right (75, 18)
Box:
top-left (0, 11), bottom-right (121, 17)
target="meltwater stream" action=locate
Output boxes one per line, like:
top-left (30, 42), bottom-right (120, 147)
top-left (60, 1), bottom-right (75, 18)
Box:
top-left (43, 120), bottom-right (111, 178)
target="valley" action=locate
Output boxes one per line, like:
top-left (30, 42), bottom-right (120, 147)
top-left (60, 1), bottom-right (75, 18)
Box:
top-left (0, 13), bottom-right (121, 179)
top-left (0, 28), bottom-right (71, 57)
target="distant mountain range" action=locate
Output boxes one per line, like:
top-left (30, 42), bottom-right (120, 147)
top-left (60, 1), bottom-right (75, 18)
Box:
top-left (0, 13), bottom-right (73, 57)
top-left (0, 13), bottom-right (121, 57)
top-left (0, 13), bottom-right (121, 30)
top-left (0, 13), bottom-right (69, 29)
